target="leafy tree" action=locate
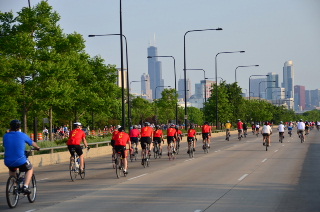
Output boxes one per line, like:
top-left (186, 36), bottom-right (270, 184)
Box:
top-left (156, 89), bottom-right (178, 124)
top-left (131, 97), bottom-right (154, 125)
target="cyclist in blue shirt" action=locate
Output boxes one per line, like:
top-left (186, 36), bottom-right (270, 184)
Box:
top-left (3, 120), bottom-right (40, 194)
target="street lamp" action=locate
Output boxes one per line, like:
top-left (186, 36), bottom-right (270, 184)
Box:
top-left (183, 27), bottom-right (223, 128)
top-left (186, 69), bottom-right (206, 103)
top-left (215, 51), bottom-right (245, 129)
top-left (147, 56), bottom-right (178, 125)
top-left (88, 33), bottom-right (128, 129)
top-left (235, 65), bottom-right (259, 82)
top-left (249, 75), bottom-right (269, 100)
top-left (259, 81), bottom-right (276, 100)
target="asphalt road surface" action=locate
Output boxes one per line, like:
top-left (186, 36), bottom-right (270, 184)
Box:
top-left (1, 128), bottom-right (320, 212)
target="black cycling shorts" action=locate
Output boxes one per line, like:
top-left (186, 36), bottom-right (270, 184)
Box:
top-left (68, 145), bottom-right (83, 157)
top-left (130, 137), bottom-right (139, 144)
top-left (114, 145), bottom-right (127, 158)
top-left (167, 136), bottom-right (175, 144)
top-left (153, 137), bottom-right (162, 144)
top-left (187, 137), bottom-right (195, 143)
top-left (202, 133), bottom-right (209, 140)
top-left (262, 133), bottom-right (270, 136)
top-left (140, 137), bottom-right (152, 149)
top-left (111, 140), bottom-right (115, 148)
top-left (8, 160), bottom-right (33, 173)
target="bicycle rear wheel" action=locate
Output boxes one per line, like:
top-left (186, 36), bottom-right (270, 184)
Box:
top-left (69, 159), bottom-right (77, 181)
top-left (154, 145), bottom-right (158, 159)
top-left (80, 162), bottom-right (85, 179)
top-left (27, 174), bottom-right (37, 203)
top-left (6, 176), bottom-right (19, 208)
top-left (115, 157), bottom-right (121, 178)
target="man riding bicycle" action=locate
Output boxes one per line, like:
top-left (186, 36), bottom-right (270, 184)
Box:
top-left (278, 121), bottom-right (285, 141)
top-left (202, 122), bottom-right (212, 148)
top-left (153, 125), bottom-right (163, 155)
top-left (225, 121), bottom-right (232, 140)
top-left (297, 119), bottom-right (305, 140)
top-left (187, 125), bottom-right (197, 153)
top-left (237, 119), bottom-right (243, 139)
top-left (261, 122), bottom-right (272, 146)
top-left (114, 127), bottom-right (132, 174)
top-left (129, 125), bottom-right (140, 154)
top-left (67, 122), bottom-right (89, 174)
top-left (167, 124), bottom-right (177, 154)
top-left (4, 120), bottom-right (40, 195)
top-left (140, 122), bottom-right (153, 159)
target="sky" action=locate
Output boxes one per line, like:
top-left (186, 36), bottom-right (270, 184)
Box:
top-left (1, 0), bottom-right (320, 95)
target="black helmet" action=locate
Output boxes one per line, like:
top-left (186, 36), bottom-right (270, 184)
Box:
top-left (118, 127), bottom-right (125, 132)
top-left (190, 125), bottom-right (195, 129)
top-left (10, 119), bottom-right (21, 131)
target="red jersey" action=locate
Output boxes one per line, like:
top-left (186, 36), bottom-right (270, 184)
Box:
top-left (154, 129), bottom-right (163, 138)
top-left (177, 130), bottom-right (182, 135)
top-left (67, 128), bottom-right (86, 145)
top-left (130, 129), bottom-right (140, 138)
top-left (114, 131), bottom-right (130, 146)
top-left (141, 126), bottom-right (153, 137)
top-left (167, 128), bottom-right (177, 136)
top-left (187, 129), bottom-right (196, 137)
top-left (202, 125), bottom-right (211, 133)
top-left (112, 130), bottom-right (119, 140)
top-left (237, 122), bottom-right (243, 130)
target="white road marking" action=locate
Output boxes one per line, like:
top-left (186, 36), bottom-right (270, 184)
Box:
top-left (128, 173), bottom-right (148, 181)
top-left (238, 174), bottom-right (248, 181)
top-left (194, 210), bottom-right (202, 212)
top-left (25, 209), bottom-right (36, 212)
top-left (274, 150), bottom-right (279, 153)
top-left (185, 158), bottom-right (194, 162)
top-left (262, 158), bottom-right (268, 163)
top-left (38, 178), bottom-right (49, 181)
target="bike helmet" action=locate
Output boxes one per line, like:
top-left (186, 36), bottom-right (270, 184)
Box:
top-left (227, 120), bottom-right (230, 123)
top-left (118, 127), bottom-right (125, 132)
top-left (10, 119), bottom-right (21, 131)
top-left (190, 125), bottom-right (195, 129)
top-left (170, 124), bottom-right (175, 128)
top-left (280, 121), bottom-right (283, 124)
top-left (144, 122), bottom-right (150, 126)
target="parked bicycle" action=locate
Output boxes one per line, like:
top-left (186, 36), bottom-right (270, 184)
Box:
top-left (6, 149), bottom-right (38, 208)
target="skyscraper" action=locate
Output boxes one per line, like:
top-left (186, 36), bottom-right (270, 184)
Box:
top-left (294, 85), bottom-right (306, 111)
top-left (147, 45), bottom-right (164, 99)
top-left (266, 72), bottom-right (279, 100)
top-left (282, 61), bottom-right (294, 99)
top-left (141, 73), bottom-right (152, 100)
top-left (178, 78), bottom-right (191, 100)
top-left (250, 77), bottom-right (267, 98)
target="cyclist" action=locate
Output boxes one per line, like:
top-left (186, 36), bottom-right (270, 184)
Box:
top-left (317, 121), bottom-right (320, 131)
top-left (3, 120), bottom-right (40, 195)
top-left (202, 122), bottom-right (212, 148)
top-left (129, 125), bottom-right (140, 155)
top-left (297, 119), bottom-right (305, 140)
top-left (187, 125), bottom-right (197, 153)
top-left (67, 122), bottom-right (89, 174)
top-left (237, 119), bottom-right (243, 139)
top-left (243, 122), bottom-right (248, 137)
top-left (176, 126), bottom-right (183, 150)
top-left (261, 122), bottom-right (272, 146)
top-left (153, 125), bottom-right (163, 155)
top-left (167, 124), bottom-right (177, 154)
top-left (111, 125), bottom-right (121, 158)
top-left (225, 121), bottom-right (232, 140)
top-left (287, 121), bottom-right (293, 136)
top-left (305, 121), bottom-right (310, 135)
top-left (278, 121), bottom-right (285, 141)
top-left (251, 123), bottom-right (255, 134)
top-left (114, 127), bottom-right (131, 174)
top-left (140, 122), bottom-right (153, 159)
top-left (255, 122), bottom-right (260, 136)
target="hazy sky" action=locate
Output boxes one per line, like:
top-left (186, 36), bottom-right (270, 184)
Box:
top-left (1, 0), bottom-right (320, 94)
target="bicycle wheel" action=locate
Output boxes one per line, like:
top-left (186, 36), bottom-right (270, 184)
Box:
top-left (115, 157), bottom-right (121, 178)
top-left (80, 162), bottom-right (85, 179)
top-left (300, 134), bottom-right (304, 143)
top-left (27, 174), bottom-right (37, 203)
top-left (154, 146), bottom-right (158, 159)
top-left (176, 141), bottom-right (180, 155)
top-left (6, 176), bottom-right (19, 208)
top-left (69, 159), bottom-right (77, 181)
top-left (112, 154), bottom-right (116, 169)
top-left (120, 160), bottom-right (125, 177)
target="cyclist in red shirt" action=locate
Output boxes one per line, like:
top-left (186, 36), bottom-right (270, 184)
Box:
top-left (153, 125), bottom-right (163, 155)
top-left (129, 125), bottom-right (140, 155)
top-left (167, 124), bottom-right (178, 153)
top-left (114, 127), bottom-right (131, 174)
top-left (140, 122), bottom-right (153, 159)
top-left (202, 122), bottom-right (212, 148)
top-left (187, 125), bottom-right (197, 153)
top-left (237, 119), bottom-right (244, 139)
top-left (67, 122), bottom-right (89, 174)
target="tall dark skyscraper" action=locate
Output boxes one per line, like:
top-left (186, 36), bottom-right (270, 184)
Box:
top-left (282, 61), bottom-right (294, 99)
top-left (147, 45), bottom-right (164, 99)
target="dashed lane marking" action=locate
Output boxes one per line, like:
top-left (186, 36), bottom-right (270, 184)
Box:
top-left (128, 173), bottom-right (148, 181)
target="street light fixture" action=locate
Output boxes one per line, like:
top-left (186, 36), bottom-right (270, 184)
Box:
top-left (248, 75), bottom-right (269, 100)
top-left (215, 51), bottom-right (245, 129)
top-left (183, 27), bottom-right (223, 128)
top-left (88, 33), bottom-right (129, 129)
top-left (235, 65), bottom-right (259, 82)
top-left (259, 81), bottom-right (276, 100)
top-left (147, 56), bottom-right (178, 124)
top-left (186, 69), bottom-right (206, 103)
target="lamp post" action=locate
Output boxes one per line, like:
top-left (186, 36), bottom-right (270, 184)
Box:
top-left (147, 56), bottom-right (178, 124)
top-left (88, 33), bottom-right (128, 129)
top-left (249, 75), bottom-right (269, 100)
top-left (215, 51), bottom-right (245, 129)
top-left (259, 81), bottom-right (276, 100)
top-left (183, 27), bottom-right (223, 128)
top-left (186, 69), bottom-right (206, 103)
top-left (129, 80), bottom-right (147, 126)
top-left (235, 65), bottom-right (259, 82)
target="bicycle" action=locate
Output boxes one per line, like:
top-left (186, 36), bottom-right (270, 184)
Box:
top-left (114, 149), bottom-right (127, 178)
top-left (69, 146), bottom-right (88, 181)
top-left (263, 134), bottom-right (270, 151)
top-left (187, 138), bottom-right (195, 158)
top-left (243, 130), bottom-right (247, 138)
top-left (288, 130), bottom-right (292, 137)
top-left (153, 141), bottom-right (162, 159)
top-left (176, 136), bottom-right (181, 155)
top-left (202, 138), bottom-right (209, 154)
top-left (141, 143), bottom-right (150, 168)
top-left (256, 130), bottom-right (259, 137)
top-left (168, 141), bottom-right (176, 160)
top-left (130, 142), bottom-right (138, 162)
top-left (226, 130), bottom-right (230, 141)
top-left (238, 130), bottom-right (243, 141)
top-left (298, 131), bottom-right (305, 143)
top-left (6, 149), bottom-right (38, 208)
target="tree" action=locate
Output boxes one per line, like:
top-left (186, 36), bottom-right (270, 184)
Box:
top-left (156, 89), bottom-right (178, 124)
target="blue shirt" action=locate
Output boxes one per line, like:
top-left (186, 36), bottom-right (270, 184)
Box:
top-left (3, 131), bottom-right (33, 167)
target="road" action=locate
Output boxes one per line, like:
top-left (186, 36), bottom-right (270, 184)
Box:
top-left (1, 128), bottom-right (320, 212)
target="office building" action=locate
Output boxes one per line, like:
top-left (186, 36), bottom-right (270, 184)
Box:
top-left (141, 73), bottom-right (152, 100)
top-left (178, 78), bottom-right (191, 101)
top-left (282, 61), bottom-right (294, 99)
top-left (147, 45), bottom-right (164, 99)
top-left (250, 77), bottom-right (267, 99)
top-left (294, 85), bottom-right (306, 111)
top-left (266, 72), bottom-right (279, 100)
